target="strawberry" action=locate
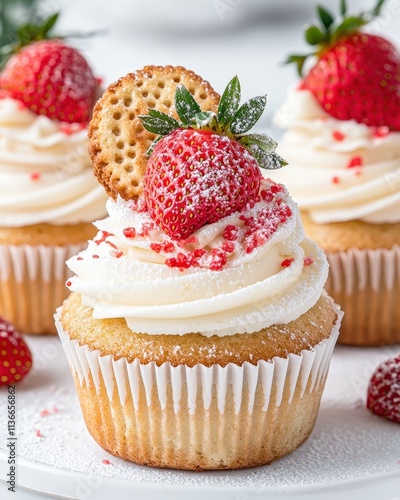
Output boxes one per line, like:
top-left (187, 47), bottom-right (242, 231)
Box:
top-left (140, 76), bottom-right (286, 240)
top-left (0, 14), bottom-right (97, 124)
top-left (367, 355), bottom-right (400, 423)
top-left (287, 0), bottom-right (400, 130)
top-left (0, 317), bottom-right (32, 385)
top-left (144, 129), bottom-right (261, 240)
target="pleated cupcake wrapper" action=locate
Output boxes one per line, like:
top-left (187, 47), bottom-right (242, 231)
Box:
top-left (325, 246), bottom-right (400, 346)
top-left (55, 299), bottom-right (342, 468)
top-left (55, 301), bottom-right (341, 416)
top-left (0, 243), bottom-right (84, 334)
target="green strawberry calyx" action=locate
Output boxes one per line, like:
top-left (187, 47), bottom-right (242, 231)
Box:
top-left (286, 0), bottom-right (386, 76)
top-left (0, 13), bottom-right (60, 69)
top-left (0, 12), bottom-right (102, 70)
top-left (139, 75), bottom-right (287, 170)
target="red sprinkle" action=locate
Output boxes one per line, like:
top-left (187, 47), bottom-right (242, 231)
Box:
top-left (102, 459), bottom-right (111, 465)
top-left (150, 241), bottom-right (175, 253)
top-left (303, 257), bottom-right (314, 266)
top-left (150, 243), bottom-right (162, 253)
top-left (92, 254), bottom-right (99, 259)
top-left (40, 406), bottom-right (59, 417)
top-left (66, 280), bottom-right (72, 287)
top-left (281, 258), bottom-right (295, 268)
top-left (163, 242), bottom-right (175, 253)
top-left (138, 222), bottom-right (155, 237)
top-left (210, 248), bottom-right (228, 271)
top-left (190, 248), bottom-right (206, 267)
top-left (35, 430), bottom-right (43, 437)
top-left (94, 231), bottom-right (114, 245)
top-left (223, 225), bottom-right (239, 241)
top-left (123, 227), bottom-right (136, 238)
top-left (332, 130), bottom-right (345, 142)
top-left (165, 252), bottom-right (191, 270)
top-left (30, 172), bottom-right (41, 181)
top-left (110, 250), bottom-right (123, 258)
top-left (77, 257), bottom-right (83, 261)
top-left (332, 176), bottom-right (340, 184)
top-left (270, 183), bottom-right (284, 194)
top-left (346, 156), bottom-right (363, 169)
top-left (373, 126), bottom-right (390, 138)
top-left (260, 189), bottom-right (273, 202)
top-left (221, 241), bottom-right (235, 253)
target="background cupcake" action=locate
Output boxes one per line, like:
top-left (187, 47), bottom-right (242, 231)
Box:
top-left (56, 66), bottom-right (342, 470)
top-left (0, 14), bottom-right (107, 334)
top-left (268, 1), bottom-right (400, 346)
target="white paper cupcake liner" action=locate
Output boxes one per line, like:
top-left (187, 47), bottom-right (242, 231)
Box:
top-left (0, 243), bottom-right (84, 334)
top-left (325, 246), bottom-right (400, 345)
top-left (55, 298), bottom-right (342, 469)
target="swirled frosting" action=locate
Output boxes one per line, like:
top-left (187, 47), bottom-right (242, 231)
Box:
top-left (0, 97), bottom-right (107, 226)
top-left (66, 179), bottom-right (328, 337)
top-left (268, 88), bottom-right (400, 224)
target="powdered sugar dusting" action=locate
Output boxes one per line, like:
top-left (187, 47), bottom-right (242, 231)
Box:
top-left (144, 128), bottom-right (261, 240)
top-left (67, 178), bottom-right (328, 336)
top-left (1, 337), bottom-right (399, 491)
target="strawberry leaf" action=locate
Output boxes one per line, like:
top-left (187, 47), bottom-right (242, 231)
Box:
top-left (340, 0), bottom-right (347, 16)
top-left (238, 133), bottom-right (277, 153)
top-left (175, 84), bottom-right (201, 126)
top-left (17, 23), bottom-right (40, 44)
top-left (305, 25), bottom-right (327, 45)
top-left (333, 16), bottom-right (366, 40)
top-left (217, 75), bottom-right (241, 128)
top-left (284, 54), bottom-right (309, 76)
top-left (140, 110), bottom-right (180, 135)
top-left (371, 0), bottom-right (385, 16)
top-left (145, 136), bottom-right (163, 157)
top-left (248, 146), bottom-right (287, 170)
top-left (39, 13), bottom-right (59, 37)
top-left (230, 95), bottom-right (267, 135)
top-left (191, 111), bottom-right (217, 129)
top-left (148, 109), bottom-right (180, 128)
top-left (317, 5), bottom-right (334, 30)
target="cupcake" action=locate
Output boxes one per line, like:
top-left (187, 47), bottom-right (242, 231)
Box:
top-left (269, 2), bottom-right (400, 346)
top-left (0, 17), bottom-right (107, 334)
top-left (55, 66), bottom-right (342, 470)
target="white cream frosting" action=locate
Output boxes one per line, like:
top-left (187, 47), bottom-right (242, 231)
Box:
top-left (0, 97), bottom-right (107, 226)
top-left (268, 88), bottom-right (400, 224)
top-left (66, 179), bottom-right (328, 337)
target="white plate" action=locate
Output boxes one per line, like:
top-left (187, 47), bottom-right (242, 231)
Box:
top-left (1, 337), bottom-right (400, 500)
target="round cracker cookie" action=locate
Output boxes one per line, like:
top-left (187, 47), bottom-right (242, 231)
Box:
top-left (88, 66), bottom-right (220, 201)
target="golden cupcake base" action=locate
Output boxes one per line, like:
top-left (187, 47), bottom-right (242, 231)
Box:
top-left (56, 293), bottom-right (341, 470)
top-left (302, 214), bottom-right (400, 346)
top-left (0, 223), bottom-right (96, 334)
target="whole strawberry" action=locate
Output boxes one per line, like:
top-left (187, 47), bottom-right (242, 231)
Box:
top-left (140, 77), bottom-right (286, 240)
top-left (287, 0), bottom-right (400, 130)
top-left (367, 355), bottom-right (400, 423)
top-left (0, 317), bottom-right (32, 385)
top-left (0, 14), bottom-right (97, 123)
